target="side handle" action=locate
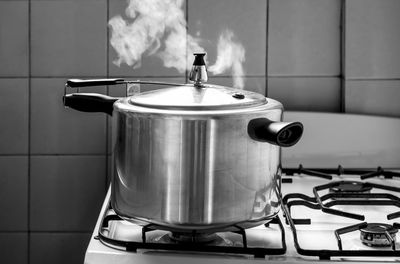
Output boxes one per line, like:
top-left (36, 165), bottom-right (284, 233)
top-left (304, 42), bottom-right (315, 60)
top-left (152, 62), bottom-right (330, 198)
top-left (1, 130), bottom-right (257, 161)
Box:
top-left (248, 118), bottom-right (303, 147)
top-left (63, 93), bottom-right (118, 116)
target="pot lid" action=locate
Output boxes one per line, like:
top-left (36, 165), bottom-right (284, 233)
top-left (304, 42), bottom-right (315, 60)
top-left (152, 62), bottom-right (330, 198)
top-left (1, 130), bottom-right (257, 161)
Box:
top-left (128, 84), bottom-right (267, 110)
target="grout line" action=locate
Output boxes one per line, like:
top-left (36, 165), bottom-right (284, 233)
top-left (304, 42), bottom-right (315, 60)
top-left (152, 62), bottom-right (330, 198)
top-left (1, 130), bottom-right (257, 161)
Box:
top-left (0, 231), bottom-right (30, 234)
top-left (0, 76), bottom-right (30, 79)
top-left (4, 75), bottom-right (188, 79)
top-left (2, 75), bottom-right (375, 79)
top-left (106, 0), bottom-right (110, 192)
top-left (267, 75), bottom-right (342, 78)
top-left (0, 154), bottom-right (34, 156)
top-left (342, 78), bottom-right (400, 81)
top-left (28, 0), bottom-right (31, 263)
top-left (185, 0), bottom-right (189, 83)
top-left (28, 231), bottom-right (93, 234)
top-left (103, 75), bottom-right (271, 78)
top-left (265, 0), bottom-right (269, 97)
top-left (0, 154), bottom-right (108, 157)
top-left (28, 154), bottom-right (109, 157)
top-left (340, 0), bottom-right (346, 113)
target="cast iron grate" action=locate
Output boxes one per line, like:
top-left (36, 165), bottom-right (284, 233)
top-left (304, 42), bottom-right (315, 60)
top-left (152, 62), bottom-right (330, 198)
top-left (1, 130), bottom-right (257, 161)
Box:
top-left (96, 205), bottom-right (286, 258)
top-left (282, 178), bottom-right (400, 259)
top-left (282, 165), bottom-right (400, 183)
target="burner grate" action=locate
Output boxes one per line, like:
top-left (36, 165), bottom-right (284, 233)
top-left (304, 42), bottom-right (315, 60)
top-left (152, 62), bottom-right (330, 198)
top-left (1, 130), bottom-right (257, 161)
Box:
top-left (283, 181), bottom-right (400, 225)
top-left (282, 165), bottom-right (400, 181)
top-left (97, 205), bottom-right (286, 258)
top-left (282, 175), bottom-right (400, 259)
top-left (313, 181), bottom-right (400, 221)
top-left (282, 201), bottom-right (400, 259)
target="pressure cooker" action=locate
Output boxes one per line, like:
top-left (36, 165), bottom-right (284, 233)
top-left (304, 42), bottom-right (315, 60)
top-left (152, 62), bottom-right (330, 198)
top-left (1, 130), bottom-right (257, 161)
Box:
top-left (63, 53), bottom-right (303, 232)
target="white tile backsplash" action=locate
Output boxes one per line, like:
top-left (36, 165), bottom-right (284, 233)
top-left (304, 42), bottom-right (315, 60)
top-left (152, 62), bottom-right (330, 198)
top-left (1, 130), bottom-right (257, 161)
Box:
top-left (0, 79), bottom-right (29, 154)
top-left (268, 77), bottom-right (341, 112)
top-left (0, 157), bottom-right (28, 231)
top-left (0, 233), bottom-right (28, 264)
top-left (108, 0), bottom-right (186, 77)
top-left (345, 80), bottom-right (400, 117)
top-left (31, 78), bottom-right (107, 154)
top-left (0, 2), bottom-right (29, 77)
top-left (268, 0), bottom-right (341, 76)
top-left (31, 0), bottom-right (107, 77)
top-left (30, 156), bottom-right (106, 231)
top-left (188, 0), bottom-right (266, 76)
top-left (345, 0), bottom-right (400, 79)
top-left (30, 233), bottom-right (90, 264)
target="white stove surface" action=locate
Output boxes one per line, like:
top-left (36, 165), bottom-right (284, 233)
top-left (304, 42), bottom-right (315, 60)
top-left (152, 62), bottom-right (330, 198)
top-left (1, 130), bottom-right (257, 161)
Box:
top-left (84, 173), bottom-right (400, 264)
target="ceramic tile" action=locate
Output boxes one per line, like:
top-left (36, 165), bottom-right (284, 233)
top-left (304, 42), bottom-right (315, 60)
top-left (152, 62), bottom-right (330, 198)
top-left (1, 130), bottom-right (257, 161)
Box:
top-left (268, 0), bottom-right (341, 76)
top-left (0, 233), bottom-right (28, 264)
top-left (31, 0), bottom-right (104, 1)
top-left (0, 157), bottom-right (28, 231)
top-left (31, 78), bottom-right (107, 154)
top-left (268, 77), bottom-right (341, 112)
top-left (0, 79), bottom-right (28, 154)
top-left (31, 0), bottom-right (107, 77)
top-left (0, 2), bottom-right (29, 77)
top-left (283, 112), bottom-right (400, 169)
top-left (188, 0), bottom-right (266, 76)
top-left (345, 0), bottom-right (400, 79)
top-left (30, 156), bottom-right (106, 231)
top-left (344, 80), bottom-right (400, 117)
top-left (108, 0), bottom-right (187, 77)
top-left (30, 233), bottom-right (90, 264)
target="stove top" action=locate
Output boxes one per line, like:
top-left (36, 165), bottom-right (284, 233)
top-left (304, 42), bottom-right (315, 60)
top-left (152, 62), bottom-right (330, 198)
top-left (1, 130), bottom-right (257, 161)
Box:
top-left (84, 166), bottom-right (400, 264)
top-left (281, 166), bottom-right (400, 260)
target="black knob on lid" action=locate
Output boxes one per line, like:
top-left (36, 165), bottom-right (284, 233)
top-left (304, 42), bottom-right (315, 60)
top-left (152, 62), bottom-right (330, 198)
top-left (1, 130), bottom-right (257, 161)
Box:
top-left (193, 53), bottom-right (206, 66)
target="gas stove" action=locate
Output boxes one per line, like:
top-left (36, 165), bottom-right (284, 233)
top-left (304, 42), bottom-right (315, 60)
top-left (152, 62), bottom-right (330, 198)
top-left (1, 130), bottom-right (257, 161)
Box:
top-left (84, 166), bottom-right (400, 263)
top-left (84, 112), bottom-right (400, 263)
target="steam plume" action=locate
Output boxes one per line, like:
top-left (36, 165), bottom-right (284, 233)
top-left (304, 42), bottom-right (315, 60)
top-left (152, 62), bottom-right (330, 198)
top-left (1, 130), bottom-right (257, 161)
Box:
top-left (208, 30), bottom-right (245, 88)
top-left (109, 0), bottom-right (246, 88)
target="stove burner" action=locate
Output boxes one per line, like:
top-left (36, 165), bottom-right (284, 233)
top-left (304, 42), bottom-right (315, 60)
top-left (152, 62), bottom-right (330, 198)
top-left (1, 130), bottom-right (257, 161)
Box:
top-left (329, 181), bottom-right (372, 193)
top-left (153, 232), bottom-right (234, 246)
top-left (97, 210), bottom-right (287, 257)
top-left (360, 223), bottom-right (398, 247)
top-left (169, 232), bottom-right (219, 244)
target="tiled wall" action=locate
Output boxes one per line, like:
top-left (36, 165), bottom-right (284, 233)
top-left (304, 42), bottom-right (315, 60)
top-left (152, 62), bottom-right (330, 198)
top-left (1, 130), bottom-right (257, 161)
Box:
top-left (0, 0), bottom-right (399, 264)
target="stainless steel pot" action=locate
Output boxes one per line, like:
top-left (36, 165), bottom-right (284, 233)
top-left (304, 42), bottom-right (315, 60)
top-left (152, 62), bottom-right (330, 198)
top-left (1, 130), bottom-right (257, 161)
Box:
top-left (63, 53), bottom-right (303, 232)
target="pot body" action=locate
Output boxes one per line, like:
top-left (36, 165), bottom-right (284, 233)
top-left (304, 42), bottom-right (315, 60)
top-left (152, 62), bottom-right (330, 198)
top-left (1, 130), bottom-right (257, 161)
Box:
top-left (110, 98), bottom-right (284, 231)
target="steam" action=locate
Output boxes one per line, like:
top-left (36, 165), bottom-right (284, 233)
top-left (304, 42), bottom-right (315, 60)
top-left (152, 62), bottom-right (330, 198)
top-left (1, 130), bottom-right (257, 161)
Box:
top-left (208, 30), bottom-right (245, 89)
top-left (109, 0), bottom-right (246, 88)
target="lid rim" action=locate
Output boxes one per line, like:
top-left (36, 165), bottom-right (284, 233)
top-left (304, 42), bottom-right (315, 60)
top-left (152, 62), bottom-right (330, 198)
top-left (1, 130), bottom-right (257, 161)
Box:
top-left (128, 84), bottom-right (267, 111)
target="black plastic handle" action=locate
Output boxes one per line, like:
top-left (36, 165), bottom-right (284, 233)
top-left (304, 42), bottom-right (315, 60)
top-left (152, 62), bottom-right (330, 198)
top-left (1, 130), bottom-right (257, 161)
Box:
top-left (63, 93), bottom-right (118, 116)
top-left (193, 53), bottom-right (206, 66)
top-left (66, 78), bottom-right (125, 88)
top-left (248, 118), bottom-right (303, 147)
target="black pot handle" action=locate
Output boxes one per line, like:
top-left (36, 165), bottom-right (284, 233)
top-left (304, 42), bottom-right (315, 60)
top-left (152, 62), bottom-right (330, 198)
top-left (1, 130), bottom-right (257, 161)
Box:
top-left (63, 93), bottom-right (118, 116)
top-left (248, 118), bottom-right (303, 147)
top-left (66, 78), bottom-right (125, 87)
